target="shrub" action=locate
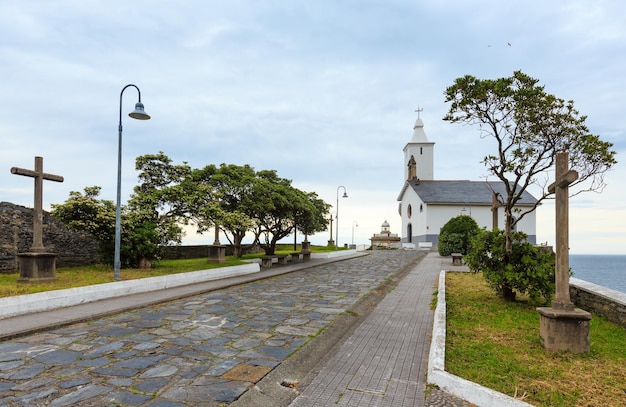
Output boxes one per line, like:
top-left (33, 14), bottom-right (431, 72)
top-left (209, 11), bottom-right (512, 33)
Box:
top-left (438, 215), bottom-right (479, 256)
top-left (464, 228), bottom-right (555, 303)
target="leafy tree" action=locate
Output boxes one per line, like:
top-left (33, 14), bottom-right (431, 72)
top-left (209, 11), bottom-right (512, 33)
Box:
top-left (50, 186), bottom-right (115, 261)
top-left (438, 215), bottom-right (479, 256)
top-left (130, 152), bottom-right (190, 247)
top-left (444, 71), bottom-right (617, 254)
top-left (51, 186), bottom-right (160, 267)
top-left (465, 229), bottom-right (555, 303)
top-left (295, 192), bottom-right (331, 243)
top-left (190, 163), bottom-right (256, 257)
top-left (250, 170), bottom-right (301, 255)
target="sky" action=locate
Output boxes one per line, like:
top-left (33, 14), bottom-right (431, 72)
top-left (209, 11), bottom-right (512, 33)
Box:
top-left (1, 0), bottom-right (625, 254)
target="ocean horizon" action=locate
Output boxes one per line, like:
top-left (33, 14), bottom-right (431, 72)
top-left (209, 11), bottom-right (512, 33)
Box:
top-left (570, 254), bottom-right (626, 294)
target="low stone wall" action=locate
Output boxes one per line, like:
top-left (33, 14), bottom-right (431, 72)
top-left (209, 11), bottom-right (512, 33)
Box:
top-left (0, 202), bottom-right (100, 272)
top-left (570, 277), bottom-right (626, 328)
top-left (159, 244), bottom-right (263, 260)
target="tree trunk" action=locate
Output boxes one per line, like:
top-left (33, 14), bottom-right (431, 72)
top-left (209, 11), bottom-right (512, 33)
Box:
top-left (505, 210), bottom-right (513, 254)
top-left (500, 283), bottom-right (516, 301)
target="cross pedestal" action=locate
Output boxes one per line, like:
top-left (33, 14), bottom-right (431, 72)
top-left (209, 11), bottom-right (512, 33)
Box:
top-left (537, 152), bottom-right (591, 353)
top-left (11, 156), bottom-right (64, 283)
top-left (207, 224), bottom-right (226, 264)
top-left (17, 252), bottom-right (58, 283)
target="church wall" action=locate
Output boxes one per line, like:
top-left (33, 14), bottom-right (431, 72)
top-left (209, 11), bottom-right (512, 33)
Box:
top-left (399, 191), bottom-right (427, 243)
top-left (404, 204), bottom-right (537, 247)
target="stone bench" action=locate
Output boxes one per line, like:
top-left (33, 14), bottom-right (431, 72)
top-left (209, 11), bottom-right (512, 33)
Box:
top-left (260, 254), bottom-right (288, 268)
top-left (290, 252), bottom-right (301, 262)
top-left (451, 253), bottom-right (463, 266)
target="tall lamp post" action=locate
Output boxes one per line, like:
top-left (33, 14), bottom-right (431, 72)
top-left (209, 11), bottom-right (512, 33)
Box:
top-left (114, 84), bottom-right (150, 280)
top-left (352, 221), bottom-right (358, 245)
top-left (335, 186), bottom-right (348, 250)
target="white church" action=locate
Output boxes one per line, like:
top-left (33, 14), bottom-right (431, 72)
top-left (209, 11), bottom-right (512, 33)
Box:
top-left (397, 114), bottom-right (537, 248)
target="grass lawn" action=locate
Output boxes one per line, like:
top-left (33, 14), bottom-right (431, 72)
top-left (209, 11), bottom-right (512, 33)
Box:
top-left (445, 272), bottom-right (626, 407)
top-left (0, 245), bottom-right (352, 298)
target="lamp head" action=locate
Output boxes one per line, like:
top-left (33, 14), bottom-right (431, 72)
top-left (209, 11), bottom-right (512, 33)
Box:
top-left (342, 191), bottom-right (348, 198)
top-left (129, 102), bottom-right (151, 120)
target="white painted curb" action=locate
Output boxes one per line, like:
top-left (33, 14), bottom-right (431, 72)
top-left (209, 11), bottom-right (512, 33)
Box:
top-left (310, 249), bottom-right (358, 259)
top-left (0, 263), bottom-right (260, 320)
top-left (428, 270), bottom-right (534, 407)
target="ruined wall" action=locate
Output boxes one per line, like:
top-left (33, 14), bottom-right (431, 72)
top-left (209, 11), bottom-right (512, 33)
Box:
top-left (0, 202), bottom-right (100, 272)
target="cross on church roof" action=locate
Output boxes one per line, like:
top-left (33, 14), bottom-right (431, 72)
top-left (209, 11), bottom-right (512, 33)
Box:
top-left (414, 106), bottom-right (423, 119)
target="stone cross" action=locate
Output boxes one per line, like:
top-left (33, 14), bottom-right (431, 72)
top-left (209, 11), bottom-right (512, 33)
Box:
top-left (548, 151), bottom-right (579, 311)
top-left (11, 156), bottom-right (64, 253)
top-left (491, 192), bottom-right (502, 230)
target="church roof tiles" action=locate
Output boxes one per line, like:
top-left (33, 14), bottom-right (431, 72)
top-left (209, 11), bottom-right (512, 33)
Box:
top-left (399, 180), bottom-right (538, 206)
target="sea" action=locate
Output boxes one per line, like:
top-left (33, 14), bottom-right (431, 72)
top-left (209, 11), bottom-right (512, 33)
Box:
top-left (570, 254), bottom-right (626, 294)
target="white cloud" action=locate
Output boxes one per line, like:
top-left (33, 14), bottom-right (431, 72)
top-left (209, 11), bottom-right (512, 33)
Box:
top-left (1, 0), bottom-right (624, 254)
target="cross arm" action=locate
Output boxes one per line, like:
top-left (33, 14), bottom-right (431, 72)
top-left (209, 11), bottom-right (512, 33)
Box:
top-left (548, 169), bottom-right (578, 194)
top-left (11, 167), bottom-right (64, 182)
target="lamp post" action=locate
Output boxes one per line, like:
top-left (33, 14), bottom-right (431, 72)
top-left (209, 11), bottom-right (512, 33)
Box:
top-left (352, 221), bottom-right (358, 245)
top-left (114, 84), bottom-right (150, 280)
top-left (335, 186), bottom-right (348, 250)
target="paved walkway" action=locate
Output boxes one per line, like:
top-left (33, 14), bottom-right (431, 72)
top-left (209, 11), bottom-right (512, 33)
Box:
top-left (0, 251), bottom-right (469, 406)
top-left (288, 251), bottom-right (470, 407)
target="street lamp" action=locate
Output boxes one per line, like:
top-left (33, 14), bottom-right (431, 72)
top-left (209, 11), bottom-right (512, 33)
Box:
top-left (114, 84), bottom-right (150, 280)
top-left (335, 186), bottom-right (348, 250)
top-left (352, 220), bottom-right (358, 245)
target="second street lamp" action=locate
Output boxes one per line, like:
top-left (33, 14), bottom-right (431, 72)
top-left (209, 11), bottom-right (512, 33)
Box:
top-left (335, 186), bottom-right (348, 250)
top-left (114, 84), bottom-right (150, 280)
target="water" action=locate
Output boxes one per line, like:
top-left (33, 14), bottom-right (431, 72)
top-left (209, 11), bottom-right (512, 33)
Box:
top-left (570, 254), bottom-right (626, 294)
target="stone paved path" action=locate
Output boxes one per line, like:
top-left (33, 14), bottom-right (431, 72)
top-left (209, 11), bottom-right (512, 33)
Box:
top-left (288, 251), bottom-right (472, 407)
top-left (0, 251), bottom-right (426, 406)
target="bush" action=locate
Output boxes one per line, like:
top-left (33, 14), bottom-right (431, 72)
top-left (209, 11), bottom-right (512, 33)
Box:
top-left (464, 228), bottom-right (555, 303)
top-left (438, 215), bottom-right (479, 256)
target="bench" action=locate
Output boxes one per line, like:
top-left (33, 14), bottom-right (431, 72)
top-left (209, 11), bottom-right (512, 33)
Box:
top-left (290, 252), bottom-right (301, 262)
top-left (260, 254), bottom-right (289, 268)
top-left (451, 253), bottom-right (463, 266)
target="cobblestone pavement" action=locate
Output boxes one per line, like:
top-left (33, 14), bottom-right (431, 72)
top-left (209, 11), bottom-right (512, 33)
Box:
top-left (0, 251), bottom-right (431, 406)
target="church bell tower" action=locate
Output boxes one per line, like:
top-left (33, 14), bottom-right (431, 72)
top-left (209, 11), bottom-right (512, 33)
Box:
top-left (403, 109), bottom-right (434, 181)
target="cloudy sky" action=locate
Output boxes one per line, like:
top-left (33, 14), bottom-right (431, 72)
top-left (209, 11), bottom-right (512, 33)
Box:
top-left (1, 1), bottom-right (624, 254)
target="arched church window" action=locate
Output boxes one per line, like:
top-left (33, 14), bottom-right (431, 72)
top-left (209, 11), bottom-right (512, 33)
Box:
top-left (407, 204), bottom-right (412, 218)
top-left (419, 204), bottom-right (423, 212)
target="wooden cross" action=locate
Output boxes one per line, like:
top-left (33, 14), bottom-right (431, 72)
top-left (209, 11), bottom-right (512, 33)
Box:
top-left (11, 156), bottom-right (64, 253)
top-left (548, 151), bottom-right (578, 310)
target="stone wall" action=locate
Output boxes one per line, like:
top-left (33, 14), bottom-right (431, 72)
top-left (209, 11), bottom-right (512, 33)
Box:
top-left (570, 278), bottom-right (626, 329)
top-left (0, 202), bottom-right (100, 272)
top-left (160, 244), bottom-right (262, 260)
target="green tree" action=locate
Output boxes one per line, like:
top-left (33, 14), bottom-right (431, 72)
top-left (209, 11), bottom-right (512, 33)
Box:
top-left (295, 191), bottom-right (331, 244)
top-left (465, 229), bottom-right (555, 303)
top-left (51, 186), bottom-right (161, 267)
top-left (438, 215), bottom-right (479, 256)
top-left (250, 170), bottom-right (301, 255)
top-left (50, 186), bottom-right (115, 261)
top-left (190, 164), bottom-right (256, 257)
top-left (444, 71), bottom-right (617, 254)
top-left (130, 152), bottom-right (190, 247)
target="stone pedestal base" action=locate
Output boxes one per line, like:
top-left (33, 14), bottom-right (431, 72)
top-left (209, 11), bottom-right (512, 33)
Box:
top-left (17, 252), bottom-right (58, 283)
top-left (537, 307), bottom-right (592, 353)
top-left (326, 239), bottom-right (334, 248)
top-left (301, 241), bottom-right (311, 254)
top-left (207, 245), bottom-right (226, 264)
